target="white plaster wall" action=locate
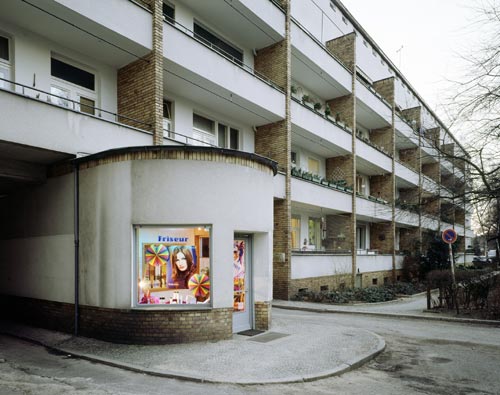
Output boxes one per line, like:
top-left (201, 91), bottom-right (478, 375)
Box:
top-left (356, 36), bottom-right (392, 83)
top-left (291, 254), bottom-right (352, 279)
top-left (78, 157), bottom-right (274, 309)
top-left (0, 175), bottom-right (74, 302)
top-left (1, 19), bottom-right (117, 114)
top-left (357, 254), bottom-right (393, 273)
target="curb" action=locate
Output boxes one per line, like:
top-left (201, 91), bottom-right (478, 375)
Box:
top-left (273, 304), bottom-right (500, 327)
top-left (0, 326), bottom-right (386, 385)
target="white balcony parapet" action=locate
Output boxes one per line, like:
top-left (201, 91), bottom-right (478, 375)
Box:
top-left (422, 175), bottom-right (440, 195)
top-left (357, 139), bottom-right (392, 173)
top-left (290, 21), bottom-right (352, 93)
top-left (395, 160), bottom-right (419, 186)
top-left (395, 208), bottom-right (419, 227)
top-left (239, 0), bottom-right (286, 38)
top-left (0, 86), bottom-right (152, 156)
top-left (355, 79), bottom-right (392, 125)
top-left (356, 196), bottom-right (392, 221)
top-left (395, 115), bottom-right (419, 146)
top-left (291, 254), bottom-right (352, 279)
top-left (164, 21), bottom-right (285, 119)
top-left (291, 99), bottom-right (351, 153)
top-left (357, 254), bottom-right (394, 273)
top-left (291, 177), bottom-right (352, 213)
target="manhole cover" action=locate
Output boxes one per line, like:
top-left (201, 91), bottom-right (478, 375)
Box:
top-left (249, 332), bottom-right (289, 343)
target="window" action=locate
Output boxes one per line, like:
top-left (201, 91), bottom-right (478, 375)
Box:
top-left (194, 22), bottom-right (243, 65)
top-left (135, 225), bottom-right (211, 306)
top-left (50, 57), bottom-right (96, 115)
top-left (308, 157), bottom-right (320, 175)
top-left (308, 217), bottom-right (321, 250)
top-left (163, 100), bottom-right (173, 136)
top-left (356, 174), bottom-right (367, 196)
top-left (0, 35), bottom-right (10, 89)
top-left (372, 278), bottom-right (378, 285)
top-left (356, 226), bottom-right (366, 249)
top-left (291, 151), bottom-right (298, 167)
top-left (193, 114), bottom-right (239, 149)
top-left (162, 2), bottom-right (175, 21)
top-left (291, 216), bottom-right (301, 250)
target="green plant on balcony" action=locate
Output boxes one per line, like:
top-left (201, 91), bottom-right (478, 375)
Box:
top-left (302, 94), bottom-right (311, 103)
top-left (314, 102), bottom-right (322, 111)
top-left (324, 106), bottom-right (332, 117)
top-left (291, 85), bottom-right (297, 94)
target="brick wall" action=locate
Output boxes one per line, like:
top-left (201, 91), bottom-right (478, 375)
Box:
top-left (325, 214), bottom-right (353, 251)
top-left (254, 41), bottom-right (287, 89)
top-left (370, 126), bottom-right (394, 155)
top-left (422, 162), bottom-right (440, 182)
top-left (455, 207), bottom-right (465, 225)
top-left (399, 148), bottom-right (420, 172)
top-left (273, 199), bottom-right (291, 300)
top-left (326, 95), bottom-right (355, 129)
top-left (117, 0), bottom-right (163, 144)
top-left (401, 106), bottom-right (422, 130)
top-left (0, 295), bottom-right (232, 344)
top-left (254, 301), bottom-right (271, 331)
top-left (326, 155), bottom-right (354, 187)
top-left (370, 174), bottom-right (393, 202)
top-left (325, 32), bottom-right (356, 72)
top-left (370, 222), bottom-right (394, 254)
top-left (372, 77), bottom-right (395, 104)
top-left (423, 196), bottom-right (440, 217)
top-left (399, 227), bottom-right (421, 254)
top-left (399, 188), bottom-right (419, 205)
top-left (361, 270), bottom-right (401, 288)
top-left (424, 127), bottom-right (440, 147)
top-left (290, 273), bottom-right (353, 294)
top-left (255, 121), bottom-right (288, 172)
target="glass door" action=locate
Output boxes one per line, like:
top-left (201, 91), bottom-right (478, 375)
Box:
top-left (232, 236), bottom-right (252, 332)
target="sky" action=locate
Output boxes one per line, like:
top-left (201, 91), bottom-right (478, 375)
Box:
top-left (340, 0), bottom-right (482, 132)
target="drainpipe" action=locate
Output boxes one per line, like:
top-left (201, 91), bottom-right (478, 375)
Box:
top-left (73, 163), bottom-right (80, 336)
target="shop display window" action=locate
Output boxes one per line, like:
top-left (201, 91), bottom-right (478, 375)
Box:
top-left (135, 225), bottom-right (211, 307)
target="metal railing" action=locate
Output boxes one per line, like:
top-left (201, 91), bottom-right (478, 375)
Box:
top-left (0, 77), bottom-right (151, 130)
top-left (163, 16), bottom-right (284, 93)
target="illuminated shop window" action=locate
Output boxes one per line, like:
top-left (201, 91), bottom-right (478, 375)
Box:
top-left (135, 225), bottom-right (211, 306)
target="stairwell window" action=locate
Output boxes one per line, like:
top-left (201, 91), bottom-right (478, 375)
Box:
top-left (193, 22), bottom-right (243, 66)
top-left (0, 35), bottom-right (11, 89)
top-left (50, 57), bottom-right (96, 115)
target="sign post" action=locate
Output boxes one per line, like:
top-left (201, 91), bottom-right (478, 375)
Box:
top-left (442, 228), bottom-right (459, 314)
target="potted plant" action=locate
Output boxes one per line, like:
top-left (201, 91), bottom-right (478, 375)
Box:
top-left (314, 102), bottom-right (322, 111)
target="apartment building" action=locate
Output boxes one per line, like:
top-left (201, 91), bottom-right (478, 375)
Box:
top-left (0, 0), bottom-right (473, 343)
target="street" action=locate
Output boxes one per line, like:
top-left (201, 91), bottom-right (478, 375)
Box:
top-left (1, 309), bottom-right (499, 394)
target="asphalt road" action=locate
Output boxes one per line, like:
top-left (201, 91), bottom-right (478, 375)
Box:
top-left (1, 309), bottom-right (499, 395)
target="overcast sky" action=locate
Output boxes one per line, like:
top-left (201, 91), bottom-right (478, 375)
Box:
top-left (340, 0), bottom-right (481, 129)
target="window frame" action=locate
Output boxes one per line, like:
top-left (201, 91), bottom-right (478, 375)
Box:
top-left (49, 55), bottom-right (97, 115)
top-left (192, 112), bottom-right (240, 149)
top-left (0, 34), bottom-right (11, 89)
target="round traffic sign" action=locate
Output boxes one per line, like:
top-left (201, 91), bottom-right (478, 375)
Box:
top-left (442, 228), bottom-right (457, 244)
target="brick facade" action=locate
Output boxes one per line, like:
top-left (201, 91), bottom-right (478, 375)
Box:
top-left (254, 301), bottom-right (271, 331)
top-left (422, 162), bottom-right (440, 183)
top-left (399, 148), bottom-right (420, 172)
top-left (117, 0), bottom-right (163, 144)
top-left (326, 155), bottom-right (354, 187)
top-left (372, 77), bottom-right (395, 104)
top-left (399, 227), bottom-right (421, 254)
top-left (370, 222), bottom-right (394, 254)
top-left (370, 126), bottom-right (394, 155)
top-left (370, 174), bottom-right (393, 202)
top-left (325, 214), bottom-right (353, 251)
top-left (327, 94), bottom-right (355, 130)
top-left (423, 196), bottom-right (440, 217)
top-left (254, 41), bottom-right (287, 89)
top-left (0, 295), bottom-right (232, 344)
top-left (325, 32), bottom-right (356, 72)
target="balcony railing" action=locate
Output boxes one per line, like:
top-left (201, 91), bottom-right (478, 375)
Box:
top-left (0, 77), bottom-right (151, 130)
top-left (291, 166), bottom-right (353, 194)
top-left (164, 16), bottom-right (284, 93)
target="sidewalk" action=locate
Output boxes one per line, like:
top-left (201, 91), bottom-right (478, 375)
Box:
top-left (273, 292), bottom-right (500, 327)
top-left (0, 310), bottom-right (385, 385)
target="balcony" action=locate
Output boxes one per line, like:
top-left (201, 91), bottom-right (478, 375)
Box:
top-left (394, 115), bottom-right (419, 149)
top-left (421, 215), bottom-right (439, 231)
top-left (290, 21), bottom-right (352, 97)
top-left (356, 139), bottom-right (392, 173)
top-left (0, 82), bottom-right (152, 156)
top-left (357, 254), bottom-right (395, 273)
top-left (356, 196), bottom-right (392, 221)
top-left (291, 99), bottom-right (352, 155)
top-left (395, 208), bottom-right (419, 227)
top-left (164, 21), bottom-right (285, 126)
top-left (291, 254), bottom-right (351, 280)
top-left (395, 161), bottom-right (419, 186)
top-left (355, 79), bottom-right (392, 127)
top-left (291, 175), bottom-right (352, 212)
top-left (422, 175), bottom-right (439, 196)
top-left (0, 0), bottom-right (151, 67)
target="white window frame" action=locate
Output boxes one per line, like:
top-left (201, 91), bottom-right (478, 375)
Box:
top-left (192, 112), bottom-right (240, 149)
top-left (0, 34), bottom-right (11, 90)
top-left (49, 55), bottom-right (97, 115)
top-left (163, 99), bottom-right (174, 138)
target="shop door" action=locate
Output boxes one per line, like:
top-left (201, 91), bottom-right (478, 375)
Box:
top-left (232, 236), bottom-right (252, 333)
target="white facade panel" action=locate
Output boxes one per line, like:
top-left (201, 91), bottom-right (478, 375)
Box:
top-left (291, 254), bottom-right (351, 279)
top-left (291, 178), bottom-right (352, 212)
top-left (0, 91), bottom-right (152, 155)
top-left (395, 209), bottom-right (419, 227)
top-left (274, 172), bottom-right (286, 199)
top-left (291, 101), bottom-right (352, 153)
top-left (395, 161), bottom-right (419, 186)
top-left (164, 23), bottom-right (285, 119)
top-left (356, 197), bottom-right (392, 221)
top-left (355, 80), bottom-right (392, 124)
top-left (239, 0), bottom-right (286, 37)
top-left (357, 254), bottom-right (393, 273)
top-left (356, 141), bottom-right (392, 173)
